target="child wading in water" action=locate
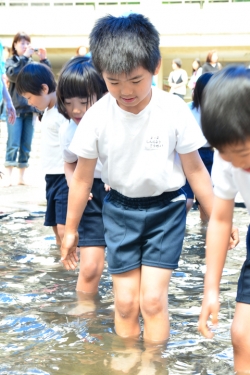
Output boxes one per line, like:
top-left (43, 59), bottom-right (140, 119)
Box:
top-left (198, 66), bottom-right (250, 373)
top-left (57, 56), bottom-right (109, 309)
top-left (61, 14), bottom-right (237, 341)
top-left (16, 62), bottom-right (69, 245)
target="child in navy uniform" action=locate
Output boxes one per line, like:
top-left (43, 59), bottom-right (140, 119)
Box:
top-left (57, 56), bottom-right (108, 295)
top-left (198, 66), bottom-right (250, 372)
top-left (16, 62), bottom-right (69, 245)
top-left (61, 14), bottom-right (218, 342)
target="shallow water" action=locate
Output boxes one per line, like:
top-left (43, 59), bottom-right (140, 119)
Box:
top-left (0, 206), bottom-right (248, 375)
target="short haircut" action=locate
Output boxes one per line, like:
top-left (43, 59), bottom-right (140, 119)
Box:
top-left (173, 58), bottom-right (182, 68)
top-left (57, 56), bottom-right (108, 120)
top-left (16, 62), bottom-right (56, 96)
top-left (192, 72), bottom-right (213, 110)
top-left (201, 65), bottom-right (250, 149)
top-left (89, 13), bottom-right (161, 75)
top-left (12, 32), bottom-right (31, 55)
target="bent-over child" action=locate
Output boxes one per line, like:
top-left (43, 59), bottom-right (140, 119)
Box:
top-left (60, 14), bottom-right (236, 342)
top-left (57, 56), bottom-right (108, 296)
top-left (16, 62), bottom-right (69, 245)
top-left (198, 65), bottom-right (250, 372)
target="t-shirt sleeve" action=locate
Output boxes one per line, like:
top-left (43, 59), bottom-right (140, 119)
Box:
top-left (174, 97), bottom-right (206, 154)
top-left (69, 109), bottom-right (99, 159)
top-left (59, 121), bottom-right (78, 164)
top-left (212, 150), bottom-right (238, 200)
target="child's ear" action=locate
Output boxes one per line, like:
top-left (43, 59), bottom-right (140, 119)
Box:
top-left (41, 84), bottom-right (49, 95)
top-left (154, 59), bottom-right (162, 76)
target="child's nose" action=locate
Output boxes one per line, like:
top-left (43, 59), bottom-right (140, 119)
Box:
top-left (72, 107), bottom-right (81, 113)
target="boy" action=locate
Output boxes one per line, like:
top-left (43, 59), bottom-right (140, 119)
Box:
top-left (16, 62), bottom-right (69, 245)
top-left (61, 13), bottom-right (217, 342)
top-left (198, 65), bottom-right (250, 372)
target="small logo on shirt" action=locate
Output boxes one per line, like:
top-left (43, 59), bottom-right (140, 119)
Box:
top-left (146, 136), bottom-right (163, 150)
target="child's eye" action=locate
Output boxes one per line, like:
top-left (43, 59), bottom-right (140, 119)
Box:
top-left (80, 102), bottom-right (87, 105)
top-left (64, 102), bottom-right (71, 105)
top-left (110, 82), bottom-right (118, 85)
top-left (133, 81), bottom-right (141, 84)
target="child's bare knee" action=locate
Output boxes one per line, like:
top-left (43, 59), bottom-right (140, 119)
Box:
top-left (140, 294), bottom-right (163, 317)
top-left (80, 261), bottom-right (102, 282)
top-left (116, 296), bottom-right (139, 319)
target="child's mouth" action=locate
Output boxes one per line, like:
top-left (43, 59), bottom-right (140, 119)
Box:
top-left (121, 97), bottom-right (136, 103)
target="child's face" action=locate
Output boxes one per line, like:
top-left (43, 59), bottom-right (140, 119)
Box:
top-left (22, 88), bottom-right (51, 111)
top-left (102, 64), bottom-right (160, 114)
top-left (219, 139), bottom-right (250, 172)
top-left (64, 97), bottom-right (93, 124)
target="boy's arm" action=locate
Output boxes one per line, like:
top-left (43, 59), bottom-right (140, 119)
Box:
top-left (61, 156), bottom-right (97, 270)
top-left (198, 197), bottom-right (234, 338)
top-left (64, 161), bottom-right (77, 187)
top-left (179, 150), bottom-right (213, 219)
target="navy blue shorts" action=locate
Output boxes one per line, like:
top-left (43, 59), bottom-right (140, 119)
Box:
top-left (236, 225), bottom-right (250, 304)
top-left (44, 174), bottom-right (68, 226)
top-left (183, 147), bottom-right (214, 200)
top-left (78, 178), bottom-right (107, 247)
top-left (102, 189), bottom-right (186, 274)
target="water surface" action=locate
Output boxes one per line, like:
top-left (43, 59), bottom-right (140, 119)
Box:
top-left (0, 206), bottom-right (248, 375)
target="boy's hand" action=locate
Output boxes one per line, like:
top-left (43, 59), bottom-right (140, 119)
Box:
top-left (60, 232), bottom-right (79, 270)
top-left (198, 290), bottom-right (219, 338)
top-left (228, 225), bottom-right (239, 250)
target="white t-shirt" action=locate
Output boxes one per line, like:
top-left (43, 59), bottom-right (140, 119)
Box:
top-left (168, 69), bottom-right (188, 96)
top-left (41, 106), bottom-right (68, 174)
top-left (60, 119), bottom-right (102, 179)
top-left (212, 150), bottom-right (250, 214)
top-left (187, 102), bottom-right (210, 148)
top-left (69, 87), bottom-right (206, 198)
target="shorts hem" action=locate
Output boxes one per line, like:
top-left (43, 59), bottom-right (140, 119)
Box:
top-left (78, 241), bottom-right (106, 247)
top-left (44, 221), bottom-right (65, 227)
top-left (108, 261), bottom-right (141, 274)
top-left (236, 294), bottom-right (250, 304)
top-left (142, 261), bottom-right (178, 270)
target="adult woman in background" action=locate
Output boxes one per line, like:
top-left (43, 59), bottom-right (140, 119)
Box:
top-left (202, 50), bottom-right (222, 74)
top-left (4, 32), bottom-right (50, 186)
top-left (168, 58), bottom-right (188, 100)
top-left (188, 58), bottom-right (202, 91)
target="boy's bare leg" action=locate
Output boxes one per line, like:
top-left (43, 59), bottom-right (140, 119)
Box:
top-left (231, 302), bottom-right (250, 372)
top-left (112, 268), bottom-right (141, 338)
top-left (140, 266), bottom-right (172, 342)
top-left (52, 225), bottom-right (62, 245)
top-left (76, 246), bottom-right (105, 293)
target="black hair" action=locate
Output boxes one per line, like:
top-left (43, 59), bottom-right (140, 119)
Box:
top-left (16, 62), bottom-right (56, 96)
top-left (173, 58), bottom-right (182, 68)
top-left (201, 65), bottom-right (250, 149)
top-left (89, 13), bottom-right (161, 75)
top-left (57, 56), bottom-right (108, 120)
top-left (192, 72), bottom-right (213, 109)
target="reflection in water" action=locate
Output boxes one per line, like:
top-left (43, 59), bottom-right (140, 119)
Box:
top-left (0, 207), bottom-right (248, 374)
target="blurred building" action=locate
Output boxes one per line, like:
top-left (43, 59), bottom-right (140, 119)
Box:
top-left (0, 0), bottom-right (250, 90)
